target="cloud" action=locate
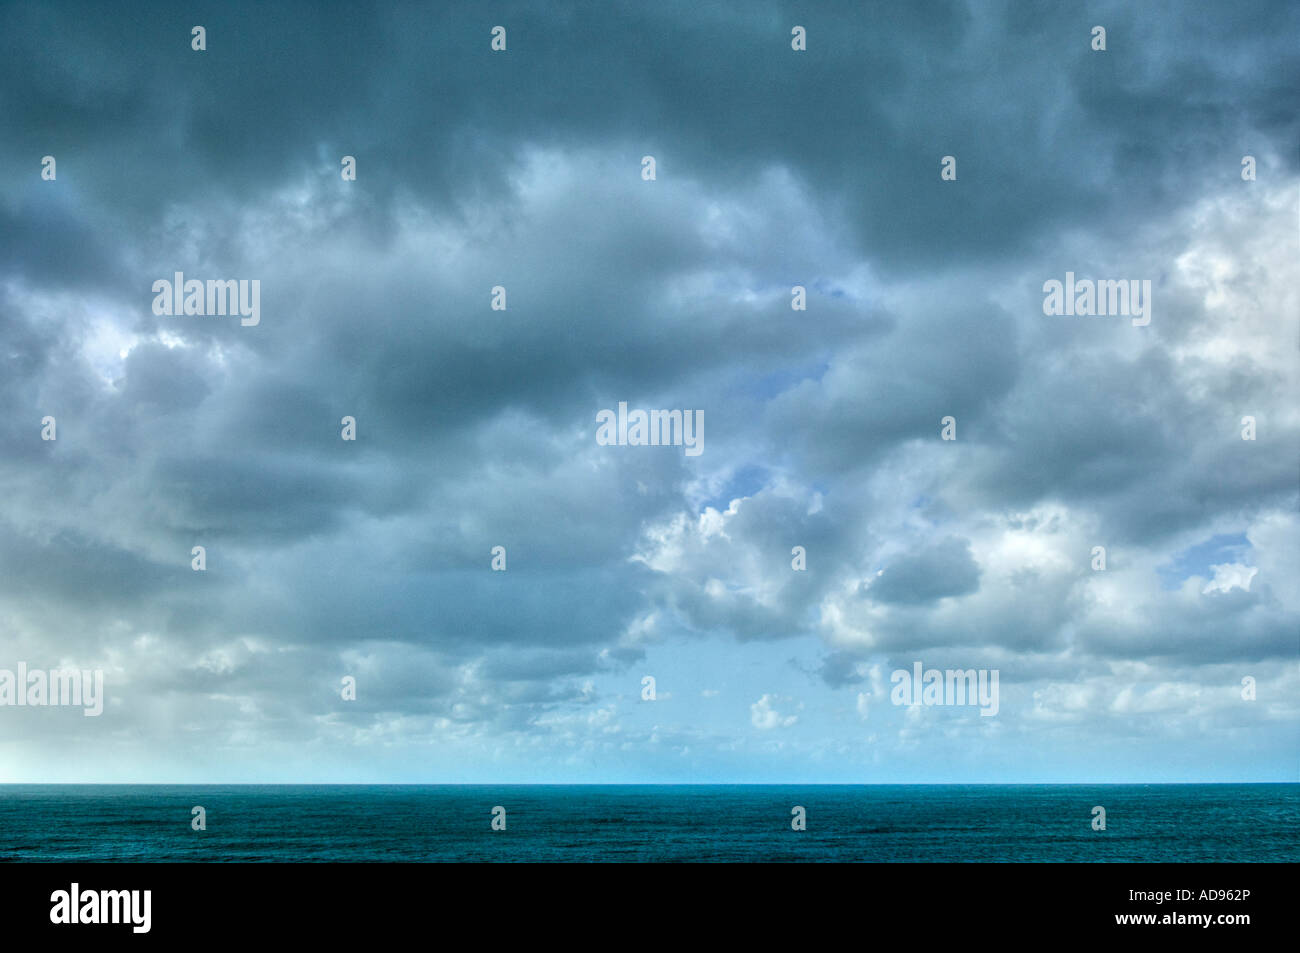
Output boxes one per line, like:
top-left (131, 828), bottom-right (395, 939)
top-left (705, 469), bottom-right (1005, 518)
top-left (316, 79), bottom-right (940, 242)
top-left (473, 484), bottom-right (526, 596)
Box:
top-left (863, 536), bottom-right (982, 605)
top-left (1202, 563), bottom-right (1258, 595)
top-left (750, 694), bottom-right (800, 730)
top-left (0, 0), bottom-right (1296, 782)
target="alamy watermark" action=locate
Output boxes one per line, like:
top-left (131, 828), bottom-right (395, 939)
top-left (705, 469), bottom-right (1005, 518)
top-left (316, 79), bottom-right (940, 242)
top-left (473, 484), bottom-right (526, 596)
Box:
top-left (1042, 272), bottom-right (1151, 326)
top-left (890, 662), bottom-right (999, 716)
top-left (50, 883), bottom-right (150, 933)
top-left (596, 402), bottom-right (703, 456)
top-left (0, 664), bottom-right (104, 716)
top-left (152, 272), bottom-right (260, 326)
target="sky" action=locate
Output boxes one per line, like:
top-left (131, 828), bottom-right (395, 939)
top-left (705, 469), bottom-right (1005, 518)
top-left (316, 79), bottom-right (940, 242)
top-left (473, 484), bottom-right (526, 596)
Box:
top-left (0, 0), bottom-right (1297, 783)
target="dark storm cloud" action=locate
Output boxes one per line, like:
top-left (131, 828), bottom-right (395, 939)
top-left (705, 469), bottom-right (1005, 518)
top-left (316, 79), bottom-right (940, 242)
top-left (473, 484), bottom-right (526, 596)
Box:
top-left (3, 0), bottom-right (1295, 284)
top-left (864, 535), bottom-right (982, 604)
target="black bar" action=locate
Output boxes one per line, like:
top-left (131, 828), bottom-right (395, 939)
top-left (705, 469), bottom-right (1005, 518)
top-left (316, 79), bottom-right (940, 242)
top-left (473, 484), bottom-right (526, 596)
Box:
top-left (0, 862), bottom-right (1287, 941)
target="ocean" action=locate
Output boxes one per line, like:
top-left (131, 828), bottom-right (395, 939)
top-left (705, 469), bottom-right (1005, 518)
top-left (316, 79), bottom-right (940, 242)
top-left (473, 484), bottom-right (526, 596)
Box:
top-left (1, 784), bottom-right (1295, 862)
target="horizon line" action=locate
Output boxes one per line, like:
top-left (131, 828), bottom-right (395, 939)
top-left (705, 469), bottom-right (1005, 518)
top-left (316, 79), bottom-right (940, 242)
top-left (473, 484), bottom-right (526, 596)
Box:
top-left (1, 780), bottom-right (1296, 786)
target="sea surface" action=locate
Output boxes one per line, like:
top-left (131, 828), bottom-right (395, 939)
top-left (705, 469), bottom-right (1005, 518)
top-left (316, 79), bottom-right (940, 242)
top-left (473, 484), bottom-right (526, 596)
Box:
top-left (0, 784), bottom-right (1295, 862)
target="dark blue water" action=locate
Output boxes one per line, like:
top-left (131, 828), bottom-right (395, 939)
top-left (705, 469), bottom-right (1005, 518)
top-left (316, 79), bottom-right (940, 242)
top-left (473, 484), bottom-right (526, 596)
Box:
top-left (0, 784), bottom-right (1295, 862)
